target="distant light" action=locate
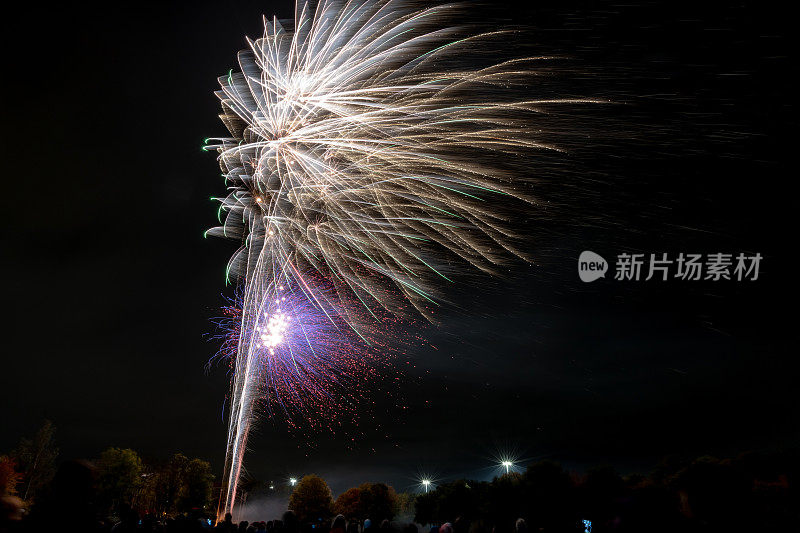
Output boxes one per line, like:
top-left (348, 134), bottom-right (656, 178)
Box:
top-left (290, 477), bottom-right (298, 486)
top-left (421, 479), bottom-right (431, 493)
top-left (501, 460), bottom-right (513, 474)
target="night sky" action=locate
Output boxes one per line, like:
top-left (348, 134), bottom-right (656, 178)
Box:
top-left (1, 0), bottom-right (795, 496)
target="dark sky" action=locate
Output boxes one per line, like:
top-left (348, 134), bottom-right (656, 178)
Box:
top-left (1, 0), bottom-right (795, 496)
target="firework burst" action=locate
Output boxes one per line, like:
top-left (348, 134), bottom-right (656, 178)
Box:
top-left (204, 0), bottom-right (597, 517)
top-left (210, 278), bottom-right (402, 432)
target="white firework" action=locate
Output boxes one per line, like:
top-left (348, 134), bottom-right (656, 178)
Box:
top-left (205, 0), bottom-right (597, 517)
top-left (206, 0), bottom-right (592, 317)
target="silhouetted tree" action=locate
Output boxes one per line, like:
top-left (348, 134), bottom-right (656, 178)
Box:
top-left (134, 468), bottom-right (160, 515)
top-left (129, 454), bottom-right (214, 517)
top-left (579, 465), bottom-right (624, 531)
top-left (179, 457), bottom-right (214, 513)
top-left (334, 487), bottom-right (362, 520)
top-left (414, 491), bottom-right (436, 525)
top-left (440, 480), bottom-right (483, 522)
top-left (358, 482), bottom-right (399, 522)
top-left (160, 453), bottom-right (190, 514)
top-left (12, 420), bottom-right (58, 502)
top-left (332, 483), bottom-right (399, 523)
top-left (672, 456), bottom-right (753, 531)
top-left (289, 474), bottom-right (333, 522)
top-left (395, 491), bottom-right (415, 519)
top-left (96, 447), bottom-right (143, 514)
top-left (413, 479), bottom-right (491, 525)
top-left (486, 473), bottom-right (526, 533)
top-left (617, 474), bottom-right (680, 533)
top-left (523, 461), bottom-right (575, 531)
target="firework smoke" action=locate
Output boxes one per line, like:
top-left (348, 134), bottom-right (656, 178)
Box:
top-left (205, 0), bottom-right (596, 517)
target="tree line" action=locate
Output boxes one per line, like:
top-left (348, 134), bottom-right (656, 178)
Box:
top-left (411, 454), bottom-right (797, 532)
top-left (1, 421), bottom-right (215, 519)
top-left (285, 475), bottom-right (414, 524)
top-left (3, 421), bottom-right (797, 531)
top-left (281, 454), bottom-right (797, 532)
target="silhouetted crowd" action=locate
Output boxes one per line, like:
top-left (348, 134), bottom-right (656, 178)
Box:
top-left (2, 497), bottom-right (575, 533)
top-left (210, 513), bottom-right (540, 533)
top-left (213, 513), bottom-right (416, 533)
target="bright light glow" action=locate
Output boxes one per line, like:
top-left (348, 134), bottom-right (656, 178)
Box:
top-left (289, 477), bottom-right (298, 486)
top-left (258, 311), bottom-right (289, 349)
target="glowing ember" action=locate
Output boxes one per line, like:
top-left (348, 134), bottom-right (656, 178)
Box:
top-left (258, 311), bottom-right (289, 352)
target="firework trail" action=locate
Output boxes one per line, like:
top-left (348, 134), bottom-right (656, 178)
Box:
top-left (204, 0), bottom-right (597, 517)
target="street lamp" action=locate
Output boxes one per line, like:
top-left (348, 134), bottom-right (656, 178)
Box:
top-left (422, 479), bottom-right (431, 493)
top-left (501, 460), bottom-right (513, 474)
top-left (289, 477), bottom-right (298, 486)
